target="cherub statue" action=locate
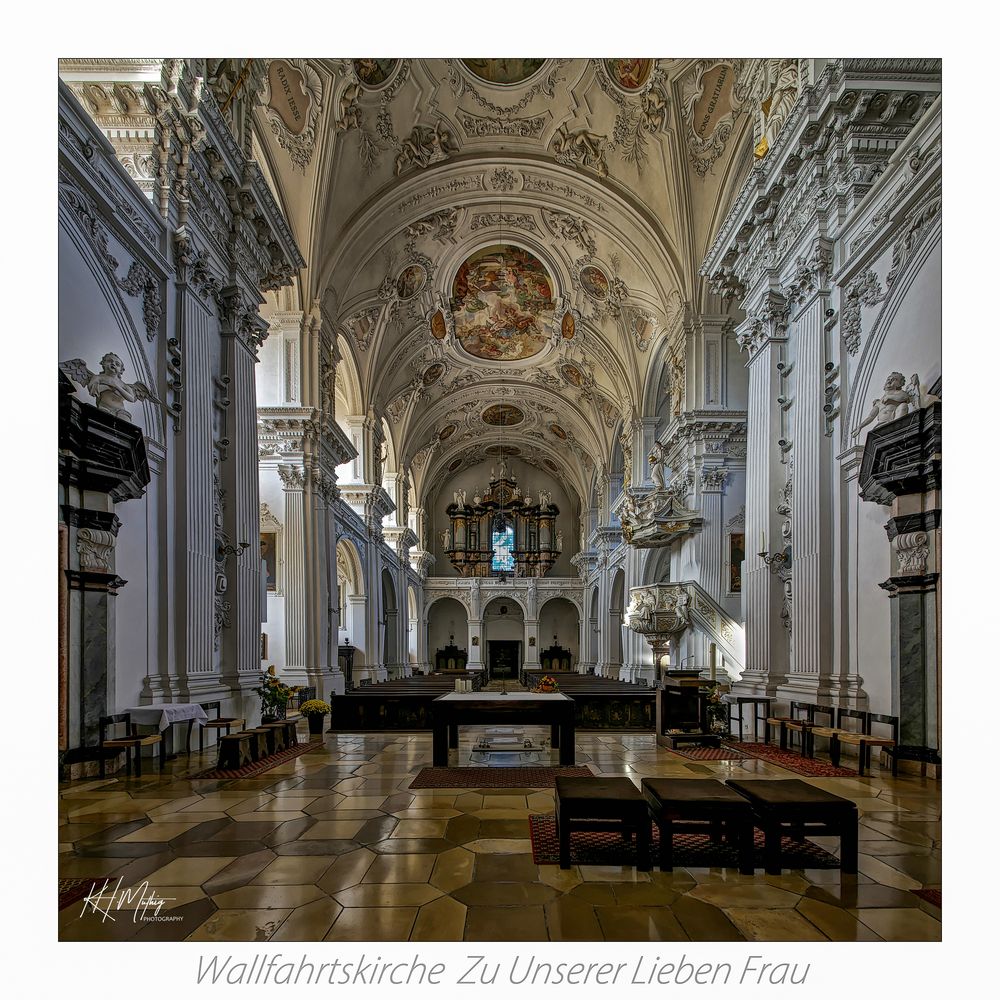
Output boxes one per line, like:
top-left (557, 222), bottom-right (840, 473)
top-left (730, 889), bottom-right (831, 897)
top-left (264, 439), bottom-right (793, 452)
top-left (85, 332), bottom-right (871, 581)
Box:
top-left (853, 372), bottom-right (919, 437)
top-left (60, 352), bottom-right (159, 420)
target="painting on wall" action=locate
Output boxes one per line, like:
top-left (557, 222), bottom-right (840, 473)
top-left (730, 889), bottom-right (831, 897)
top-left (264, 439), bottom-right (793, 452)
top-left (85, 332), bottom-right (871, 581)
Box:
top-left (396, 264), bottom-right (426, 300)
top-left (604, 59), bottom-right (654, 92)
top-left (482, 403), bottom-right (524, 426)
top-left (260, 532), bottom-right (278, 592)
top-left (461, 59), bottom-right (545, 86)
top-left (579, 265), bottom-right (610, 300)
top-left (729, 531), bottom-right (745, 593)
top-left (451, 244), bottom-right (556, 361)
top-left (353, 59), bottom-right (399, 89)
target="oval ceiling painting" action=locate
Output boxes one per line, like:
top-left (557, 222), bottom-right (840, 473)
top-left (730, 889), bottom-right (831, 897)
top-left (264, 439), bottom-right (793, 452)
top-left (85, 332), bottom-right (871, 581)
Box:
top-left (548, 422), bottom-right (568, 440)
top-left (353, 59), bottom-right (399, 89)
top-left (451, 244), bottom-right (556, 361)
top-left (604, 58), bottom-right (654, 92)
top-left (430, 310), bottom-right (447, 340)
top-left (544, 458), bottom-right (560, 473)
top-left (482, 403), bottom-right (524, 426)
top-left (562, 311), bottom-right (576, 339)
top-left (448, 457), bottom-right (464, 472)
top-left (461, 59), bottom-right (545, 86)
top-left (439, 423), bottom-right (457, 442)
top-left (396, 264), bottom-right (426, 300)
top-left (580, 265), bottom-right (610, 300)
top-left (422, 362), bottom-right (445, 386)
top-left (485, 444), bottom-right (521, 457)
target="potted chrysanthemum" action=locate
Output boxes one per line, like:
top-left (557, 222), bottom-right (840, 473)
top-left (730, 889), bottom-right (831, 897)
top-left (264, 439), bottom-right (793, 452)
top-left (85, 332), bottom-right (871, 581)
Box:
top-left (258, 665), bottom-right (301, 723)
top-left (300, 699), bottom-right (331, 736)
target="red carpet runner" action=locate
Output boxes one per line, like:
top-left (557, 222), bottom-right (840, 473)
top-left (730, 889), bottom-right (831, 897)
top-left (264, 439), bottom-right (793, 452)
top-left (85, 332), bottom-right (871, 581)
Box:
top-left (189, 741), bottom-right (322, 779)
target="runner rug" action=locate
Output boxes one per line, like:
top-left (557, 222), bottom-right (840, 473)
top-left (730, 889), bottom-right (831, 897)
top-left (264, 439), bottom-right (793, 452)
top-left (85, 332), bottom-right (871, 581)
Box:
top-left (410, 766), bottom-right (593, 789)
top-left (58, 877), bottom-right (109, 910)
top-left (188, 741), bottom-right (322, 780)
top-left (722, 741), bottom-right (859, 778)
top-left (911, 887), bottom-right (941, 908)
top-left (527, 814), bottom-right (841, 868)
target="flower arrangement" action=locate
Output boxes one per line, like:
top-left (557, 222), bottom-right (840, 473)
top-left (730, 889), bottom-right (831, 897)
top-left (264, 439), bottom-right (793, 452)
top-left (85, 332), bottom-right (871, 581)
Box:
top-left (299, 699), bottom-right (331, 717)
top-left (258, 665), bottom-right (302, 719)
top-left (703, 682), bottom-right (729, 735)
top-left (533, 674), bottom-right (560, 692)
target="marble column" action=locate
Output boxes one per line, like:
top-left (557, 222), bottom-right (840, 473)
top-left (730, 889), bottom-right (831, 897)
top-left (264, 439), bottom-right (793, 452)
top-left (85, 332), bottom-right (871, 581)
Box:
top-left (279, 465), bottom-right (307, 669)
top-left (698, 468), bottom-right (729, 604)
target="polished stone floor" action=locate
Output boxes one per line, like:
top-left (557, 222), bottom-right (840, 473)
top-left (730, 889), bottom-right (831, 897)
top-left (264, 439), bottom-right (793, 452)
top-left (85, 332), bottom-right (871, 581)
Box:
top-left (58, 729), bottom-right (941, 942)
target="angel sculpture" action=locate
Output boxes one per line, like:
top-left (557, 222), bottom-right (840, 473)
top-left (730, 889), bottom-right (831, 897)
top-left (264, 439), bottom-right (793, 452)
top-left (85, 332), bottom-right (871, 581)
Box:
top-left (60, 352), bottom-right (159, 420)
top-left (853, 372), bottom-right (921, 438)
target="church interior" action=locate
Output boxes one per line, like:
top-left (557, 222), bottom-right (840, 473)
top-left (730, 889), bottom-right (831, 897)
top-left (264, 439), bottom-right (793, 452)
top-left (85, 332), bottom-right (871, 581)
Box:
top-left (55, 55), bottom-right (943, 945)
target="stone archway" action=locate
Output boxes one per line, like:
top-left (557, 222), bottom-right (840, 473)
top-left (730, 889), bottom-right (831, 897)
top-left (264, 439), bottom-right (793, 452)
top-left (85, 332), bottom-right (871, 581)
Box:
top-left (538, 596), bottom-right (581, 670)
top-left (609, 568), bottom-right (626, 678)
top-left (482, 595), bottom-right (524, 681)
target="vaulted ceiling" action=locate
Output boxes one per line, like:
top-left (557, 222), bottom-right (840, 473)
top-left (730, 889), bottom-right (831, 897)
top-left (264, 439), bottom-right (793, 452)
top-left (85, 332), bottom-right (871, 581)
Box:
top-left (253, 58), bottom-right (763, 511)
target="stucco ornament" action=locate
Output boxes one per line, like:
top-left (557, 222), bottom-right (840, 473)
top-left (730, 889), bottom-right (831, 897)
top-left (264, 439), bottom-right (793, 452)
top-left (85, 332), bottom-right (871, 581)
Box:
top-left (853, 372), bottom-right (931, 437)
top-left (624, 584), bottom-right (691, 636)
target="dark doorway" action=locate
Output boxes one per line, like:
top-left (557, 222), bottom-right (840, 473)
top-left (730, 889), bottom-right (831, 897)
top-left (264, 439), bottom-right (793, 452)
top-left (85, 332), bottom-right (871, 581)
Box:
top-left (488, 640), bottom-right (521, 679)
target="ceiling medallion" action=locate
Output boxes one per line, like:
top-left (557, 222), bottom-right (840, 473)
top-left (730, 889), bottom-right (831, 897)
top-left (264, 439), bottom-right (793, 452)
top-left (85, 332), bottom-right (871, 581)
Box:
top-left (461, 59), bottom-right (546, 87)
top-left (561, 311), bottom-right (576, 339)
top-left (603, 59), bottom-right (655, 93)
top-left (451, 244), bottom-right (556, 361)
top-left (579, 265), bottom-right (610, 300)
top-left (482, 404), bottom-right (524, 427)
top-left (422, 362), bottom-right (445, 386)
top-left (544, 458), bottom-right (560, 472)
top-left (439, 423), bottom-right (457, 441)
top-left (548, 422), bottom-right (569, 440)
top-left (448, 457), bottom-right (464, 472)
top-left (353, 59), bottom-right (400, 90)
top-left (484, 444), bottom-right (522, 457)
top-left (430, 310), bottom-right (447, 339)
top-left (396, 264), bottom-right (426, 300)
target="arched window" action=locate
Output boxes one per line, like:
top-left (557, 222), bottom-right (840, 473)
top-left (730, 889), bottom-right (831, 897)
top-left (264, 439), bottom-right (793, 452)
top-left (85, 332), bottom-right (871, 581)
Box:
top-left (491, 517), bottom-right (514, 573)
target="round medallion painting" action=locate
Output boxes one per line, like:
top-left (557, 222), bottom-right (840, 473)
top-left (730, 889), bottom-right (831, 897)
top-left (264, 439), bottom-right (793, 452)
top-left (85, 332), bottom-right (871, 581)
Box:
top-left (604, 59), bottom-right (654, 92)
top-left (396, 264), bottom-right (425, 300)
top-left (451, 244), bottom-right (556, 361)
top-left (580, 265), bottom-right (610, 300)
top-left (461, 59), bottom-right (545, 86)
top-left (560, 364), bottom-right (586, 388)
top-left (438, 423), bottom-right (457, 442)
top-left (482, 404), bottom-right (524, 427)
top-left (353, 59), bottom-right (399, 89)
top-left (422, 362), bottom-right (445, 386)
top-left (430, 310), bottom-right (447, 340)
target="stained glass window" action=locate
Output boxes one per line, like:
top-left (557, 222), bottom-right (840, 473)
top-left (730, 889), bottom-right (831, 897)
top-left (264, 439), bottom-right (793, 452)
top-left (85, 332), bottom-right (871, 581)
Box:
top-left (491, 521), bottom-right (514, 572)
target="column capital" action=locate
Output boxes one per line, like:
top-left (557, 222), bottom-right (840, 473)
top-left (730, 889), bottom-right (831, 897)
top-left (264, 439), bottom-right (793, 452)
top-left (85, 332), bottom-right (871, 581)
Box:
top-left (736, 290), bottom-right (790, 358)
top-left (277, 463), bottom-right (306, 491)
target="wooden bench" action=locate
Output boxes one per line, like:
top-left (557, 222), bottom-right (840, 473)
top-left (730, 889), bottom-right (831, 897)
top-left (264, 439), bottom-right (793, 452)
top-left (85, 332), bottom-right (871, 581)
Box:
top-left (641, 777), bottom-right (754, 874)
top-left (836, 712), bottom-right (899, 776)
top-left (243, 728), bottom-right (271, 761)
top-left (807, 707), bottom-right (866, 768)
top-left (98, 713), bottom-right (165, 779)
top-left (554, 775), bottom-right (650, 871)
top-left (259, 721), bottom-right (287, 754)
top-left (217, 732), bottom-right (254, 770)
top-left (764, 701), bottom-right (815, 751)
top-left (198, 701), bottom-right (246, 754)
top-left (727, 778), bottom-right (858, 875)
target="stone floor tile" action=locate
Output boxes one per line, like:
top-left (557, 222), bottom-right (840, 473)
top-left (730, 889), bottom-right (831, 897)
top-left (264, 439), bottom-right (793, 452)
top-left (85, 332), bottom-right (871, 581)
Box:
top-left (671, 895), bottom-right (745, 941)
top-left (410, 895), bottom-right (467, 941)
top-left (595, 905), bottom-right (687, 941)
top-left (362, 853), bottom-right (437, 884)
top-left (723, 907), bottom-right (828, 941)
top-left (186, 908), bottom-right (292, 941)
top-left (464, 904), bottom-right (548, 941)
top-left (544, 895), bottom-right (603, 941)
top-left (145, 856), bottom-right (236, 886)
top-left (429, 847), bottom-right (476, 892)
top-left (323, 905), bottom-right (418, 941)
top-left (252, 856), bottom-right (335, 885)
top-left (796, 898), bottom-right (883, 941)
top-left (333, 882), bottom-right (443, 907)
top-left (854, 906), bottom-right (941, 941)
top-left (316, 848), bottom-right (376, 894)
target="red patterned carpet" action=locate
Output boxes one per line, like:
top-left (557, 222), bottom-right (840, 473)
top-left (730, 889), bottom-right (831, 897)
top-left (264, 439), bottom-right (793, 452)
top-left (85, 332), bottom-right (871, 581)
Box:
top-left (188, 741), bottom-right (321, 779)
top-left (723, 741), bottom-right (859, 777)
top-left (527, 814), bottom-right (842, 868)
top-left (667, 745), bottom-right (749, 761)
top-left (410, 766), bottom-right (593, 789)
top-left (58, 877), bottom-right (108, 910)
top-left (912, 887), bottom-right (941, 908)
